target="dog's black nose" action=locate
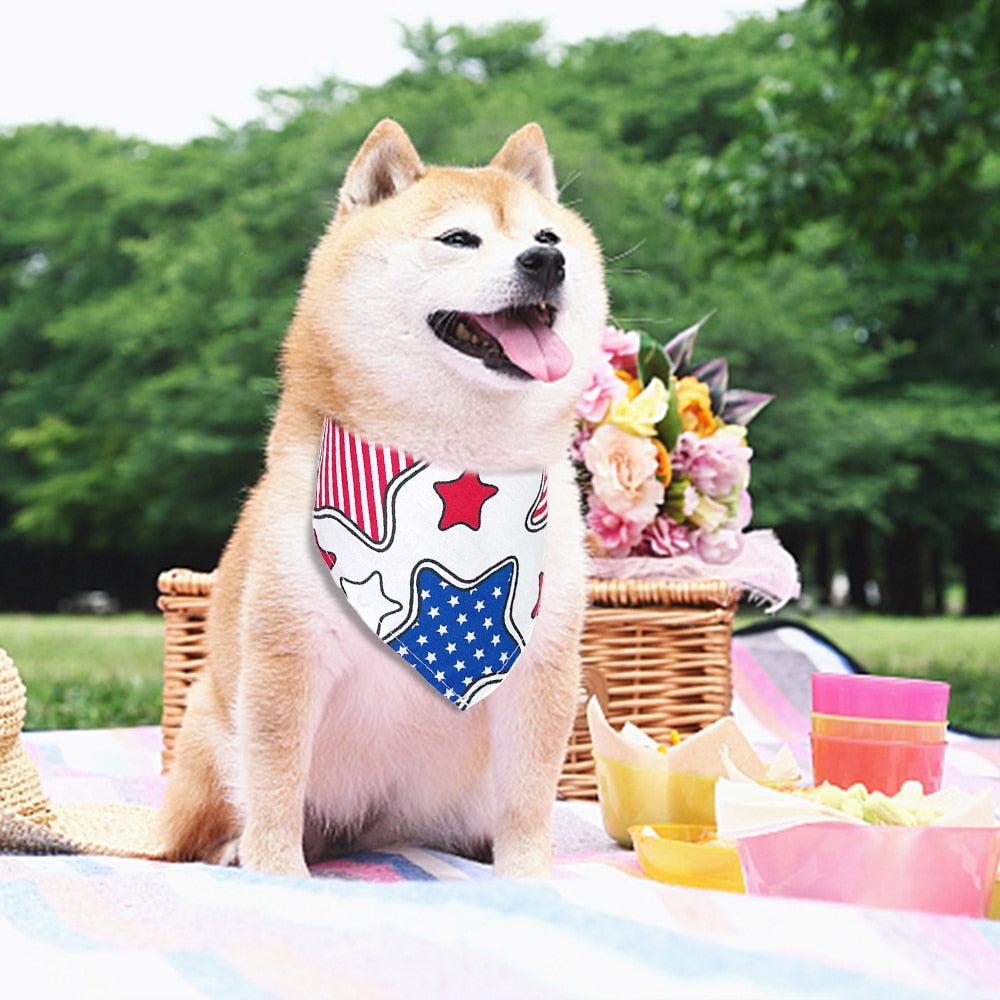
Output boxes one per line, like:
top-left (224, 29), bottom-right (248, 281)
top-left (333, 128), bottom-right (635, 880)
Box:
top-left (516, 246), bottom-right (565, 294)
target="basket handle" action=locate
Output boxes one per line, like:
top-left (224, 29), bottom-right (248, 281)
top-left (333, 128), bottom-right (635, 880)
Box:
top-left (587, 577), bottom-right (738, 608)
top-left (157, 568), bottom-right (216, 597)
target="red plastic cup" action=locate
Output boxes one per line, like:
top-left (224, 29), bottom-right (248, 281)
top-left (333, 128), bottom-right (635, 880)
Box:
top-left (810, 732), bottom-right (946, 795)
top-left (812, 673), bottom-right (949, 721)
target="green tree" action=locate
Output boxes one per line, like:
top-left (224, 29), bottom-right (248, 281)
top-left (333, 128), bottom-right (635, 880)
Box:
top-left (3, 14), bottom-right (997, 614)
top-left (678, 2), bottom-right (1000, 612)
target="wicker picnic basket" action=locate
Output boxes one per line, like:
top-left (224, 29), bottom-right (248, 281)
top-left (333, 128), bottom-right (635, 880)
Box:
top-left (157, 569), bottom-right (738, 794)
top-left (562, 576), bottom-right (738, 800)
top-left (157, 567), bottom-right (215, 773)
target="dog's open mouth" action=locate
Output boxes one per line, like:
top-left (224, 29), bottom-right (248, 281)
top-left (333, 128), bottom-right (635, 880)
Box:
top-left (427, 305), bottom-right (574, 383)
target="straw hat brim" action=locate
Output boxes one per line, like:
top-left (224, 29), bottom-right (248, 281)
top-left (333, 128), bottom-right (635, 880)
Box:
top-left (1, 647), bottom-right (165, 859)
top-left (0, 802), bottom-right (165, 858)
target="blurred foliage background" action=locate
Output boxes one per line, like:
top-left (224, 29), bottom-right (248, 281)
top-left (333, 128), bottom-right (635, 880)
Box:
top-left (2, 1), bottom-right (999, 615)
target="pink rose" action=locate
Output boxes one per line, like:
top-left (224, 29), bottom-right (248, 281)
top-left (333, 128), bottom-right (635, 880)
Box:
top-left (583, 423), bottom-right (663, 525)
top-left (735, 488), bottom-right (753, 530)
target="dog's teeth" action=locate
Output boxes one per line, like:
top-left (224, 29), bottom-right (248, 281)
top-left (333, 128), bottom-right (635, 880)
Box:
top-left (454, 321), bottom-right (486, 346)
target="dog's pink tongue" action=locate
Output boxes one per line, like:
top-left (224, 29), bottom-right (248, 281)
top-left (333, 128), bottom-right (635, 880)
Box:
top-left (473, 312), bottom-right (574, 382)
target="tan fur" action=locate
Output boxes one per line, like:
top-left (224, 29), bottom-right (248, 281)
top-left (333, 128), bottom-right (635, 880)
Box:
top-left (158, 120), bottom-right (607, 877)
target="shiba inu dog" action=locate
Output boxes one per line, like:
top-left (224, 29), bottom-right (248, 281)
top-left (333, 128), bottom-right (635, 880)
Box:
top-left (158, 120), bottom-right (607, 877)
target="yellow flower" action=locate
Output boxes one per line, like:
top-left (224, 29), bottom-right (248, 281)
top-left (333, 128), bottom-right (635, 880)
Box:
top-left (676, 376), bottom-right (720, 438)
top-left (608, 376), bottom-right (669, 438)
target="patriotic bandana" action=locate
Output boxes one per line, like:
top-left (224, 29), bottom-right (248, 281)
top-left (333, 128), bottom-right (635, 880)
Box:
top-left (313, 418), bottom-right (548, 709)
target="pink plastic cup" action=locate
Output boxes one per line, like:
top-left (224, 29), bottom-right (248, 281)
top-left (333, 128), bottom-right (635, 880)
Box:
top-left (812, 673), bottom-right (949, 722)
top-left (810, 732), bottom-right (945, 794)
top-left (737, 821), bottom-right (1000, 916)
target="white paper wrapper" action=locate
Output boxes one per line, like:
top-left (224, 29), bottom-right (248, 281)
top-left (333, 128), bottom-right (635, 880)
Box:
top-left (586, 696), bottom-right (798, 782)
top-left (716, 753), bottom-right (998, 840)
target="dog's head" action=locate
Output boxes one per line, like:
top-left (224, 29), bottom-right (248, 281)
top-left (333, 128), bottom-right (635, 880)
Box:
top-left (287, 120), bottom-right (607, 467)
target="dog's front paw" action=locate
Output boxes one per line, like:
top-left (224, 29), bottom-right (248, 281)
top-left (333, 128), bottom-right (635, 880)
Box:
top-left (492, 853), bottom-right (552, 879)
top-left (238, 830), bottom-right (311, 878)
top-left (491, 829), bottom-right (553, 879)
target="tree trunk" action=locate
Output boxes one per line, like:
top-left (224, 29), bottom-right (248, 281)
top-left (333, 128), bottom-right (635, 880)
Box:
top-left (929, 538), bottom-right (944, 615)
top-left (843, 518), bottom-right (873, 610)
top-left (815, 530), bottom-right (832, 605)
top-left (959, 520), bottom-right (1000, 616)
top-left (884, 527), bottom-right (925, 615)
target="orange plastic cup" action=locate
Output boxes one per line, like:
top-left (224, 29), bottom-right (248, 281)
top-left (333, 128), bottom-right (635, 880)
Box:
top-left (810, 712), bottom-right (947, 743)
top-left (810, 732), bottom-right (946, 795)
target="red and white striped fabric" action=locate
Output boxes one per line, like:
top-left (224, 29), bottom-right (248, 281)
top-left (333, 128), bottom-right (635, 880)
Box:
top-left (314, 419), bottom-right (419, 544)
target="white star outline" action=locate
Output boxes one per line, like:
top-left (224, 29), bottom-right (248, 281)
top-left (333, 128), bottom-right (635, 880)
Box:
top-left (338, 571), bottom-right (403, 636)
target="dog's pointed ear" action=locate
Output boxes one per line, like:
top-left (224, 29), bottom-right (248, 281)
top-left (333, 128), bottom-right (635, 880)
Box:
top-left (336, 120), bottom-right (426, 219)
top-left (490, 123), bottom-right (558, 202)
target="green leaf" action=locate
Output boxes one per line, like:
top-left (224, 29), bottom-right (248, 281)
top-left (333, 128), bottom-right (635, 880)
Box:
top-left (657, 373), bottom-right (682, 452)
top-left (636, 330), bottom-right (674, 386)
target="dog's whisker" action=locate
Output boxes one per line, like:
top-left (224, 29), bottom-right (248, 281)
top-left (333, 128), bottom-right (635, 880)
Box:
top-left (603, 240), bottom-right (645, 265)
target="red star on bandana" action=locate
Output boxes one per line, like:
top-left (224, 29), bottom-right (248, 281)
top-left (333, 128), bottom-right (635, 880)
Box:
top-left (434, 473), bottom-right (499, 531)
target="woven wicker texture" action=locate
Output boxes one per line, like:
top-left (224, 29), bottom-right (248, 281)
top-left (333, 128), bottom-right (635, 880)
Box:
top-left (561, 577), bottom-right (738, 800)
top-left (0, 648), bottom-right (164, 858)
top-left (157, 569), bottom-right (737, 800)
top-left (157, 567), bottom-right (215, 772)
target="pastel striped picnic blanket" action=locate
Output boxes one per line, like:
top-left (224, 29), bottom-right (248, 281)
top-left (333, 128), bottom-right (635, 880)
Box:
top-left (3, 621), bottom-right (1000, 998)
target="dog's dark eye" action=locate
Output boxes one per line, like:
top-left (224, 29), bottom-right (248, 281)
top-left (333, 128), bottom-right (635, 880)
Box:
top-left (535, 229), bottom-right (561, 246)
top-left (436, 229), bottom-right (481, 249)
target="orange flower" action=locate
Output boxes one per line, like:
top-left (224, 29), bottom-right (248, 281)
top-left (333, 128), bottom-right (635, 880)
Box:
top-left (652, 437), bottom-right (672, 486)
top-left (676, 376), bottom-right (719, 438)
top-left (614, 370), bottom-right (643, 401)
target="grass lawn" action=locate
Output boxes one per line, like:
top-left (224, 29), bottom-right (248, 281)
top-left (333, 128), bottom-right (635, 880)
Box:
top-left (740, 612), bottom-right (1000, 736)
top-left (2, 611), bottom-right (999, 736)
top-left (1, 613), bottom-right (164, 730)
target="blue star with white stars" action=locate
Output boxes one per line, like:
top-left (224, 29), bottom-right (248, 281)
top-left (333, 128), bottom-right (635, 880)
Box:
top-left (387, 561), bottom-right (524, 709)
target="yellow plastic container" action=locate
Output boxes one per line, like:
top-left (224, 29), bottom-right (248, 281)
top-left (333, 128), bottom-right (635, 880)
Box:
top-left (594, 755), bottom-right (717, 846)
top-left (630, 824), bottom-right (745, 893)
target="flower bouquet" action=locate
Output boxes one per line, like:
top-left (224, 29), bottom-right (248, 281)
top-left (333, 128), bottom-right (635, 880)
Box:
top-left (574, 315), bottom-right (799, 611)
top-left (560, 315), bottom-right (799, 799)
